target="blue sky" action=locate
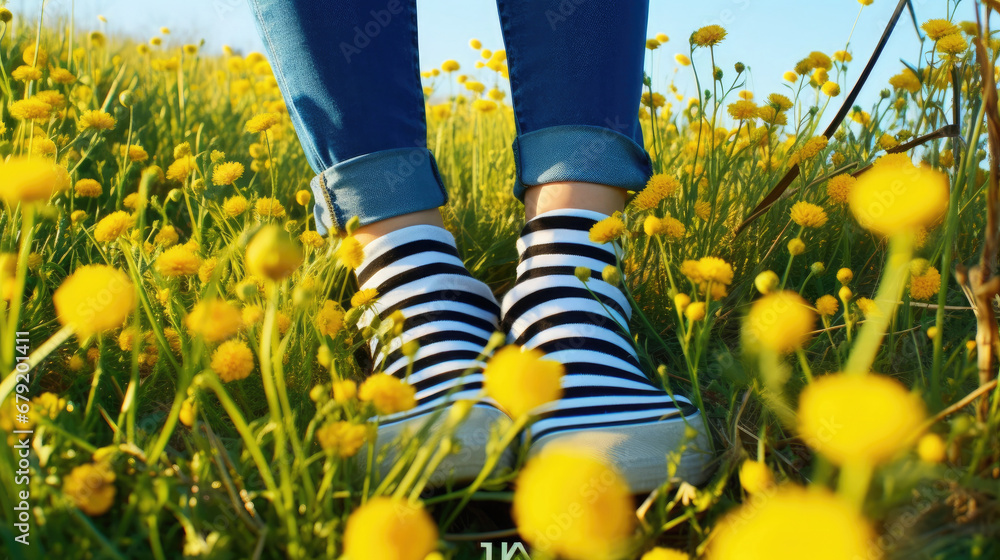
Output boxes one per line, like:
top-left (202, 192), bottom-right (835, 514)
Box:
top-left (8, 0), bottom-right (963, 116)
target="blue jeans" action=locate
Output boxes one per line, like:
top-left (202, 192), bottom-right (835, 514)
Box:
top-left (249, 0), bottom-right (652, 235)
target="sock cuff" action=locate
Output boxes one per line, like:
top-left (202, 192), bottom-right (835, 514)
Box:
top-left (525, 207), bottom-right (613, 226)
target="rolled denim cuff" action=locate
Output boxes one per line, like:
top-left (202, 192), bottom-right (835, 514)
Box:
top-left (510, 124), bottom-right (653, 201)
top-left (310, 147), bottom-right (448, 235)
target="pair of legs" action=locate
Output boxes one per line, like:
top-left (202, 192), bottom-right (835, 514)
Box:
top-left (249, 0), bottom-right (709, 491)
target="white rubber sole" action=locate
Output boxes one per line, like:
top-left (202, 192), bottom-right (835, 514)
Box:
top-left (368, 404), bottom-right (517, 485)
top-left (527, 412), bottom-right (714, 493)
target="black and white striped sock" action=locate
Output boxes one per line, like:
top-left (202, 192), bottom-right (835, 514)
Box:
top-left (354, 225), bottom-right (501, 425)
top-left (500, 208), bottom-right (700, 445)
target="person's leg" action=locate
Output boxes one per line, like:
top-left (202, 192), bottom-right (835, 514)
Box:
top-left (249, 0), bottom-right (509, 481)
top-left (496, 0), bottom-right (712, 491)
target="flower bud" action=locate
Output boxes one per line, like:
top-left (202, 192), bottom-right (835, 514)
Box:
top-left (754, 271), bottom-right (780, 294)
top-left (838, 285), bottom-right (853, 302)
top-left (119, 90), bottom-right (134, 107)
top-left (574, 266), bottom-right (591, 283)
top-left (674, 293), bottom-right (691, 312)
top-left (787, 238), bottom-right (805, 256)
top-left (810, 262), bottom-right (826, 275)
top-left (601, 265), bottom-right (621, 287)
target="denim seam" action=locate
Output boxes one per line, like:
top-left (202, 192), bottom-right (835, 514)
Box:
top-left (316, 173), bottom-right (341, 231)
top-left (406, 0), bottom-right (427, 140)
top-left (250, 0), bottom-right (326, 170)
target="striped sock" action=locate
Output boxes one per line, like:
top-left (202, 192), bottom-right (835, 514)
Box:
top-left (500, 208), bottom-right (709, 489)
top-left (355, 225), bottom-right (501, 425)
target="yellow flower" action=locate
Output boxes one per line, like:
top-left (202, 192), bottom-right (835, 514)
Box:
top-left (245, 225), bottom-right (303, 281)
top-left (94, 211), bottom-right (134, 242)
top-left (783, 70), bottom-right (799, 82)
top-left (198, 257), bottom-right (218, 283)
top-left (707, 486), bottom-right (876, 560)
top-left (798, 373), bottom-right (925, 465)
top-left (787, 237), bottom-right (805, 256)
top-left (697, 256), bottom-right (734, 286)
top-left (855, 297), bottom-right (877, 318)
top-left (825, 174), bottom-right (856, 204)
top-left (632, 174), bottom-right (681, 210)
top-left (351, 288), bottom-right (379, 308)
top-left (222, 195), bottom-right (249, 217)
top-left (316, 421), bottom-right (369, 457)
top-left (645, 38), bottom-right (660, 50)
top-left (787, 135), bottom-right (828, 166)
top-left (514, 448), bottom-right (634, 560)
top-left (878, 133), bottom-right (899, 150)
top-left (849, 160), bottom-right (948, 236)
top-left (483, 346), bottom-right (564, 418)
top-left (295, 189), bottom-right (312, 206)
top-left (691, 24), bottom-right (727, 47)
top-left (212, 161), bottom-right (244, 186)
top-left (738, 459), bottom-right (774, 494)
top-left (210, 340), bottom-right (255, 382)
top-left (675, 53), bottom-right (691, 66)
top-left (889, 68), bottom-right (921, 94)
top-left (642, 549), bottom-right (689, 560)
top-left (685, 301), bottom-right (707, 321)
top-left (343, 497), bottom-right (438, 560)
top-left (244, 112), bottom-right (281, 134)
top-left (242, 304), bottom-right (264, 327)
top-left (299, 230), bottom-right (325, 249)
top-left (641, 92), bottom-right (666, 109)
top-left (837, 267), bottom-right (853, 285)
top-left (336, 236), bottom-right (365, 270)
top-left (473, 98), bottom-right (497, 113)
top-left (12, 65), bottom-right (42, 81)
top-left (54, 265), bottom-right (135, 337)
top-left (78, 110), bottom-right (116, 131)
top-left (815, 295), bottom-right (839, 317)
top-left (643, 215), bottom-right (685, 238)
top-left (909, 266), bottom-right (941, 300)
top-left (166, 156), bottom-right (197, 182)
top-left (359, 373), bottom-right (417, 415)
top-left (255, 197), bottom-right (286, 218)
top-left (63, 462), bottom-right (116, 516)
top-left (921, 19), bottom-right (959, 41)
top-left (917, 433), bottom-right (946, 463)
top-left (936, 33), bottom-right (968, 57)
top-left (155, 246), bottom-right (201, 277)
top-left (10, 98), bottom-right (52, 120)
top-left (332, 379), bottom-right (358, 403)
top-left (154, 225), bottom-right (180, 247)
top-left (186, 299), bottom-right (243, 342)
top-left (588, 214), bottom-right (626, 244)
top-left (0, 158), bottom-right (68, 204)
top-left (757, 106), bottom-right (787, 126)
top-left (789, 201), bottom-right (828, 228)
top-left (744, 291), bottom-right (815, 353)
top-left (726, 99), bottom-right (758, 120)
top-left (73, 179), bottom-right (102, 198)
top-left (316, 300), bottom-right (345, 337)
top-left (820, 81), bottom-right (841, 97)
top-left (441, 59), bottom-right (460, 72)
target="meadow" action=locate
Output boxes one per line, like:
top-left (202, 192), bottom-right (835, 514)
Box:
top-left (0, 1), bottom-right (999, 558)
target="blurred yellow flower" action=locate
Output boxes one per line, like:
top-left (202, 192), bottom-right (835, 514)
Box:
top-left (837, 267), bottom-right (854, 285)
top-left (798, 373), bottom-right (925, 465)
top-left (441, 59), bottom-right (460, 72)
top-left (166, 156), bottom-right (197, 182)
top-left (789, 201), bottom-right (828, 228)
top-left (642, 549), bottom-right (688, 560)
top-left (917, 433), bottom-right (946, 463)
top-left (336, 236), bottom-right (365, 270)
top-left (643, 215), bottom-right (685, 238)
top-left (316, 301), bottom-right (345, 338)
top-left (54, 265), bottom-right (135, 336)
top-left (685, 301), bottom-right (707, 321)
top-left (343, 497), bottom-right (438, 560)
top-left (295, 189), bottom-right (312, 206)
top-left (299, 230), bottom-right (325, 249)
top-left (675, 53), bottom-right (691, 66)
top-left (707, 486), bottom-right (876, 560)
top-left (74, 179), bottom-right (102, 198)
top-left (186, 299), bottom-right (242, 342)
top-left (210, 340), bottom-right (255, 382)
top-left (198, 257), bottom-right (218, 283)
top-left (514, 448), bottom-right (634, 560)
top-left (12, 65), bottom-right (42, 81)
top-left (727, 99), bottom-right (758, 120)
top-left (350, 288), bottom-right (379, 308)
top-left (154, 225), bottom-right (180, 247)
top-left (754, 270), bottom-right (779, 294)
top-left (821, 81), bottom-right (840, 97)
top-left (738, 459), bottom-right (774, 494)
top-left (787, 237), bottom-right (805, 256)
top-left (245, 225), bottom-right (302, 281)
top-left (483, 346), bottom-right (563, 418)
top-left (849, 161), bottom-right (948, 236)
top-left (10, 98), bottom-right (52, 122)
top-left (825, 174), bottom-right (856, 204)
top-left (921, 19), bottom-right (959, 41)
top-left (316, 421), bottom-right (369, 457)
top-left (359, 373), bottom-right (416, 415)
top-left (744, 291), bottom-right (815, 353)
top-left (0, 158), bottom-right (67, 204)
top-left (63, 462), bottom-right (116, 516)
